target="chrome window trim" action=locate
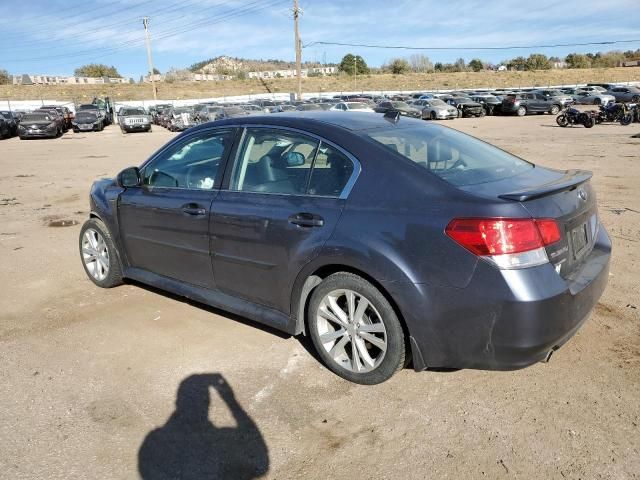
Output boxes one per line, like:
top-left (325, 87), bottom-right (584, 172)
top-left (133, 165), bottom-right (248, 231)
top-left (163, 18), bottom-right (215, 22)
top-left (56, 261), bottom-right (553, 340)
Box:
top-left (225, 124), bottom-right (361, 200)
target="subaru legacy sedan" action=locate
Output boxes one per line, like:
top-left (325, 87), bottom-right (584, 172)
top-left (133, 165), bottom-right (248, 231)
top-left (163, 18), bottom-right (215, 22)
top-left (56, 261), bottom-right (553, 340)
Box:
top-left (79, 112), bottom-right (610, 384)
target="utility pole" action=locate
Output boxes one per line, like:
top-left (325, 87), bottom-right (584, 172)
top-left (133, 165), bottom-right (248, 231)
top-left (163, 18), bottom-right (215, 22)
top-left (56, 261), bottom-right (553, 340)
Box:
top-left (293, 0), bottom-right (302, 100)
top-left (142, 17), bottom-right (157, 101)
top-left (354, 55), bottom-right (357, 91)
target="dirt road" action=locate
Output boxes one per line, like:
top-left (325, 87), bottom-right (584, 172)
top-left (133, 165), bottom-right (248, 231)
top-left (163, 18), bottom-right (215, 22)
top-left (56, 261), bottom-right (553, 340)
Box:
top-left (0, 115), bottom-right (638, 479)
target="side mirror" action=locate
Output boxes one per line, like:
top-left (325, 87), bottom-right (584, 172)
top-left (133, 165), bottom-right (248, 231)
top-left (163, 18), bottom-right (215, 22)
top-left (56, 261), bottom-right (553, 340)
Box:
top-left (117, 167), bottom-right (141, 188)
top-left (285, 151), bottom-right (305, 167)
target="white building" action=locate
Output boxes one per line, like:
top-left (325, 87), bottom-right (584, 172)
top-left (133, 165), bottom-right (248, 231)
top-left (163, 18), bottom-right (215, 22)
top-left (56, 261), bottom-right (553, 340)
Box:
top-left (247, 66), bottom-right (337, 79)
top-left (13, 74), bottom-right (128, 85)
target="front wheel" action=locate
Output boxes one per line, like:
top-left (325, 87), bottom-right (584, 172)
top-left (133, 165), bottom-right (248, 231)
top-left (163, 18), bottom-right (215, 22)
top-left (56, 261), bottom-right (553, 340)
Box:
top-left (79, 218), bottom-right (123, 288)
top-left (430, 111), bottom-right (436, 120)
top-left (549, 105), bottom-right (560, 115)
top-left (583, 117), bottom-right (595, 128)
top-left (556, 114), bottom-right (569, 127)
top-left (308, 273), bottom-right (406, 384)
top-left (620, 114), bottom-right (633, 126)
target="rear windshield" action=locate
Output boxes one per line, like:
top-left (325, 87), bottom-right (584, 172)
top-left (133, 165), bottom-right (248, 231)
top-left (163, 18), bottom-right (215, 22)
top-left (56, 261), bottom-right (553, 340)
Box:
top-left (347, 103), bottom-right (370, 110)
top-left (364, 124), bottom-right (533, 186)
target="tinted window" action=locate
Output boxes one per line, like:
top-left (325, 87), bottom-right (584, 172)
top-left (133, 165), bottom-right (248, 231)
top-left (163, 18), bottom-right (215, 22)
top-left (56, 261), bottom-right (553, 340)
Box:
top-left (230, 128), bottom-right (318, 194)
top-left (364, 124), bottom-right (532, 187)
top-left (308, 143), bottom-right (354, 197)
top-left (143, 129), bottom-right (234, 189)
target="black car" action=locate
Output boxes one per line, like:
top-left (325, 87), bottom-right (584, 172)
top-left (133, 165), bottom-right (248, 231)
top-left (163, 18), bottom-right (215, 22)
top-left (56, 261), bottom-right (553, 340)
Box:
top-left (0, 111), bottom-right (19, 136)
top-left (0, 113), bottom-right (11, 138)
top-left (442, 96), bottom-right (485, 117)
top-left (470, 96), bottom-right (502, 115)
top-left (17, 112), bottom-right (61, 139)
top-left (72, 111), bottom-right (104, 132)
top-left (79, 112), bottom-right (610, 384)
top-left (373, 101), bottom-right (422, 118)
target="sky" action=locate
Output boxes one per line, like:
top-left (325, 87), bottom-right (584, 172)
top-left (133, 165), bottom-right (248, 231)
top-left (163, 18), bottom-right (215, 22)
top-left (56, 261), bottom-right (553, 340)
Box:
top-left (1, 0), bottom-right (639, 79)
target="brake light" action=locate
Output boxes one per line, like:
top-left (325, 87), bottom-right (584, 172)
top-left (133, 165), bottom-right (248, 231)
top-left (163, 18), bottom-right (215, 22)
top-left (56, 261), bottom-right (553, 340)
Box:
top-left (445, 218), bottom-right (561, 269)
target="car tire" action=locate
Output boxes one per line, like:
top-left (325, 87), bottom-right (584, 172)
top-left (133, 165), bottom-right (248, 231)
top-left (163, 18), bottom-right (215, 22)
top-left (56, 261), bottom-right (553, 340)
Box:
top-left (516, 106), bottom-right (527, 116)
top-left (79, 218), bottom-right (123, 289)
top-left (430, 111), bottom-right (436, 120)
top-left (620, 114), bottom-right (633, 126)
top-left (632, 95), bottom-right (640, 103)
top-left (549, 105), bottom-right (560, 115)
top-left (479, 109), bottom-right (486, 117)
top-left (307, 272), bottom-right (406, 384)
top-left (583, 117), bottom-right (595, 128)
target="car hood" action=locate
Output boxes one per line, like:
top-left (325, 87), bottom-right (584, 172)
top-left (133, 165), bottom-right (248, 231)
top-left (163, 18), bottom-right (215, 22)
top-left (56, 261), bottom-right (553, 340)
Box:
top-left (22, 120), bottom-right (54, 126)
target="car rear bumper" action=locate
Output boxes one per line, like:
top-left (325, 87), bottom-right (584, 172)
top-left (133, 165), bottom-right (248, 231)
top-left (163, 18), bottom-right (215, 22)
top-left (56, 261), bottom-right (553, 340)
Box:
top-left (387, 225), bottom-right (611, 371)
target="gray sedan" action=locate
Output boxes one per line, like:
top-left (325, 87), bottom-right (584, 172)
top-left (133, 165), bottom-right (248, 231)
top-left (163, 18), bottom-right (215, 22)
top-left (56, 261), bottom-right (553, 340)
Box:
top-left (413, 98), bottom-right (458, 120)
top-left (607, 86), bottom-right (640, 103)
top-left (571, 90), bottom-right (615, 105)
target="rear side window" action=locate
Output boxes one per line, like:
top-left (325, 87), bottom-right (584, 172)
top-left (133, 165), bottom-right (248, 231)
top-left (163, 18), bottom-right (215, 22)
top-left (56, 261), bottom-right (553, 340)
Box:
top-left (308, 143), bottom-right (354, 197)
top-left (364, 124), bottom-right (532, 186)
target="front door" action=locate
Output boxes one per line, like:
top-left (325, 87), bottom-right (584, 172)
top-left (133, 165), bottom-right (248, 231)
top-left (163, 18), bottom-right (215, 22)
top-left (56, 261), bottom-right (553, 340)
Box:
top-left (211, 127), bottom-right (357, 313)
top-left (118, 128), bottom-right (236, 288)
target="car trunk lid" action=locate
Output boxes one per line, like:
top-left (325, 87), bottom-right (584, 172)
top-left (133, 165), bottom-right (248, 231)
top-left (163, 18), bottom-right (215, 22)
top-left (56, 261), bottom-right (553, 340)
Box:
top-left (460, 168), bottom-right (598, 279)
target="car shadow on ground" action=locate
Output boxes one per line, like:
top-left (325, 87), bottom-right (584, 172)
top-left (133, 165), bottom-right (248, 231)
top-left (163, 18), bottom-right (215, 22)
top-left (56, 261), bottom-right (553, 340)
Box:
top-left (138, 373), bottom-right (269, 480)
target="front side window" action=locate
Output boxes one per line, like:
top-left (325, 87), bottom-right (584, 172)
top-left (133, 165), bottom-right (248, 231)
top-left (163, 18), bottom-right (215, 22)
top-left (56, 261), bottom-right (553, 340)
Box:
top-left (142, 129), bottom-right (234, 189)
top-left (230, 128), bottom-right (318, 194)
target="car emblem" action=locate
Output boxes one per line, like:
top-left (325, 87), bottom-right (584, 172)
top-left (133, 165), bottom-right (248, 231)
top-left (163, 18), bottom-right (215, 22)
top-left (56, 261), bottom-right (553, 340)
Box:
top-left (577, 188), bottom-right (588, 201)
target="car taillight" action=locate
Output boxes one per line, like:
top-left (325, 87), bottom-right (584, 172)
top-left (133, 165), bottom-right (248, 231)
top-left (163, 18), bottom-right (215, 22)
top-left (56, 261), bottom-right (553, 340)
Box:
top-left (445, 218), bottom-right (561, 269)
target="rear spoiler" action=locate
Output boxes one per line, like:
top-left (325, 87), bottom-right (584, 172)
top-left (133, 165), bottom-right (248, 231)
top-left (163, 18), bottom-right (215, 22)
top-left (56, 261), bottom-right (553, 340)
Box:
top-left (498, 170), bottom-right (592, 202)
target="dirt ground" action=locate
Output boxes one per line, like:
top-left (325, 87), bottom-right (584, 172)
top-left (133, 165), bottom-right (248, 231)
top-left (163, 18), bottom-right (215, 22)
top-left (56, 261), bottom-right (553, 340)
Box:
top-left (0, 113), bottom-right (639, 479)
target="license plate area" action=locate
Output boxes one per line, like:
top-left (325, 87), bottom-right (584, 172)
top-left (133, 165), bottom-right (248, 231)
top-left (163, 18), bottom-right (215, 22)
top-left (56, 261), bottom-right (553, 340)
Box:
top-left (570, 222), bottom-right (589, 259)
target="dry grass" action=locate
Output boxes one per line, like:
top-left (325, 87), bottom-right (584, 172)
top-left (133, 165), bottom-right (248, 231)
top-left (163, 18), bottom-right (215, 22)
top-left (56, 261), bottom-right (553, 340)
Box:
top-left (1, 67), bottom-right (638, 102)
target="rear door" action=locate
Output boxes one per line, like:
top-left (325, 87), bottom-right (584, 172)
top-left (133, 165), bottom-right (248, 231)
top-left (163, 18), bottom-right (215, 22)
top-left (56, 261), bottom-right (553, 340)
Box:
top-left (210, 127), bottom-right (358, 313)
top-left (118, 128), bottom-right (236, 288)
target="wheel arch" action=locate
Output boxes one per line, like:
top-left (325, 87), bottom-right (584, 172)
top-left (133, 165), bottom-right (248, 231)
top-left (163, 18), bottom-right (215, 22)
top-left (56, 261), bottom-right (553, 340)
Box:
top-left (291, 262), bottom-right (411, 346)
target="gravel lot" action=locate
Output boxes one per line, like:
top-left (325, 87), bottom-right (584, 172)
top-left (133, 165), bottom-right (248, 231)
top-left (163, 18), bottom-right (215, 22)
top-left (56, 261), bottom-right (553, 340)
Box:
top-left (0, 115), bottom-right (638, 479)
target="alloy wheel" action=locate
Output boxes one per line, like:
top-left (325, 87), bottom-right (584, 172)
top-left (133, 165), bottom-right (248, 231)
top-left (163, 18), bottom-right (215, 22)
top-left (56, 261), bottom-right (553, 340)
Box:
top-left (315, 289), bottom-right (387, 373)
top-left (81, 228), bottom-right (110, 281)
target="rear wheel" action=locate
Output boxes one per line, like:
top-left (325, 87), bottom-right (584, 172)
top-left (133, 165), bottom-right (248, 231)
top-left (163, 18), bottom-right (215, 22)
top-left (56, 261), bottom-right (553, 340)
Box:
top-left (556, 114), bottom-right (569, 127)
top-left (583, 117), bottom-right (595, 128)
top-left (516, 106), bottom-right (527, 116)
top-left (620, 114), bottom-right (633, 126)
top-left (308, 273), bottom-right (406, 384)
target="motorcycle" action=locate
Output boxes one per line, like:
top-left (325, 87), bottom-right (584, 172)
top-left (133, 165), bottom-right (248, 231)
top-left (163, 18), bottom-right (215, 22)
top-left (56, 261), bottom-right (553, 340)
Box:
top-left (595, 102), bottom-right (633, 125)
top-left (556, 107), bottom-right (595, 128)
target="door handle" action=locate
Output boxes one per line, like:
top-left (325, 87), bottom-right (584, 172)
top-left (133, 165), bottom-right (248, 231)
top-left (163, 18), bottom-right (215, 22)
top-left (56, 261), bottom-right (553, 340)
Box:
top-left (289, 213), bottom-right (324, 227)
top-left (182, 203), bottom-right (207, 216)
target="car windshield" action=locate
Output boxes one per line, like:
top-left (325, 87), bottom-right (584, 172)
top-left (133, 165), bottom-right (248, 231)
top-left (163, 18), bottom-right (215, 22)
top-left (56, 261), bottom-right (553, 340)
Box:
top-left (429, 99), bottom-right (447, 106)
top-left (76, 112), bottom-right (97, 120)
top-left (122, 108), bottom-right (145, 115)
top-left (364, 124), bottom-right (533, 187)
top-left (23, 114), bottom-right (51, 122)
top-left (347, 103), bottom-right (370, 110)
top-left (391, 102), bottom-right (411, 109)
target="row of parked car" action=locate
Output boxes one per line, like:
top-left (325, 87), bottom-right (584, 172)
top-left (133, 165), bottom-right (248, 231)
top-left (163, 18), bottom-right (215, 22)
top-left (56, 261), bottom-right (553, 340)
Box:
top-left (0, 101), bottom-right (114, 140)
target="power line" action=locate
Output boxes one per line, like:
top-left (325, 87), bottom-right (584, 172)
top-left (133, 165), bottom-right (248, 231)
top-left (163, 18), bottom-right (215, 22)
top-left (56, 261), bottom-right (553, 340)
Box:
top-left (4, 0), bottom-right (287, 70)
top-left (303, 38), bottom-right (640, 51)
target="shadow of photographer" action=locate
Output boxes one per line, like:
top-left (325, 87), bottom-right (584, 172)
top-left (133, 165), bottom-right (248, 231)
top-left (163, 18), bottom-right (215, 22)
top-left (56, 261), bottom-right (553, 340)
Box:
top-left (138, 373), bottom-right (269, 479)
